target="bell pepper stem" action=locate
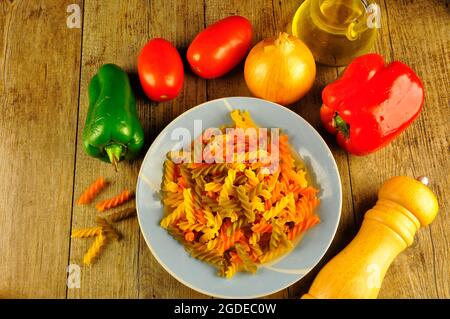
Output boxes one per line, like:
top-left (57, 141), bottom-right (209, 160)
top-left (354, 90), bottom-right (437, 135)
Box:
top-left (105, 144), bottom-right (123, 172)
top-left (333, 114), bottom-right (350, 139)
top-left (111, 156), bottom-right (119, 172)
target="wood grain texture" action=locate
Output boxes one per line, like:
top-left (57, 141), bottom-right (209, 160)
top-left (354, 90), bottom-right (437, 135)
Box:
top-left (277, 3), bottom-right (359, 299)
top-left (136, 0), bottom-right (208, 299)
top-left (67, 0), bottom-right (148, 299)
top-left (339, 0), bottom-right (450, 299)
top-left (0, 0), bottom-right (448, 299)
top-left (203, 0), bottom-right (358, 299)
top-left (375, 0), bottom-right (450, 298)
top-left (287, 64), bottom-right (358, 298)
top-left (0, 0), bottom-right (82, 297)
top-left (204, 0), bottom-right (287, 298)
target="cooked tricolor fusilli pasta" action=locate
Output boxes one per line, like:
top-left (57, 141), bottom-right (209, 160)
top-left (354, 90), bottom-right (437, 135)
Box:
top-left (159, 110), bottom-right (320, 278)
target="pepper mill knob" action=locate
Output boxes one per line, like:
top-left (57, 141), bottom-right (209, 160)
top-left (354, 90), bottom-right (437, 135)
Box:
top-left (302, 176), bottom-right (439, 299)
top-left (416, 175), bottom-right (429, 186)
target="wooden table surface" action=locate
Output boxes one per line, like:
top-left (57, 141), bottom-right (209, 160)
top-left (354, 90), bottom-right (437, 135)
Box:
top-left (0, 0), bottom-right (448, 299)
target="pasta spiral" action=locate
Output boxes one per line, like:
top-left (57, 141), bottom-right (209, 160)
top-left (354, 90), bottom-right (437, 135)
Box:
top-left (160, 203), bottom-right (185, 229)
top-left (96, 217), bottom-right (120, 241)
top-left (106, 207), bottom-right (137, 223)
top-left (96, 190), bottom-right (133, 212)
top-left (236, 185), bottom-right (255, 223)
top-left (77, 177), bottom-right (107, 205)
top-left (83, 233), bottom-right (107, 265)
top-left (71, 227), bottom-right (102, 238)
top-left (158, 110), bottom-right (321, 278)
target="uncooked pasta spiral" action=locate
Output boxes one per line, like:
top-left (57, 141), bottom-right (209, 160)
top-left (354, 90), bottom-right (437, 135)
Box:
top-left (77, 177), bottom-right (108, 205)
top-left (96, 217), bottom-right (120, 241)
top-left (96, 190), bottom-right (133, 212)
top-left (83, 233), bottom-right (107, 265)
top-left (106, 207), bottom-right (137, 223)
top-left (71, 226), bottom-right (102, 238)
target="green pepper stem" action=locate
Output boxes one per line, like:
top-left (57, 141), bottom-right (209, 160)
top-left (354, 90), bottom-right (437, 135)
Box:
top-left (333, 114), bottom-right (350, 139)
top-left (105, 144), bottom-right (123, 172)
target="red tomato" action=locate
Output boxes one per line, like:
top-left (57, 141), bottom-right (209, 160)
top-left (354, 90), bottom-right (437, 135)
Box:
top-left (187, 16), bottom-right (253, 79)
top-left (138, 38), bottom-right (184, 102)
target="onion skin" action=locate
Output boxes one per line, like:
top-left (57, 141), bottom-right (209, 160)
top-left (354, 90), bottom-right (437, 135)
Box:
top-left (244, 33), bottom-right (316, 106)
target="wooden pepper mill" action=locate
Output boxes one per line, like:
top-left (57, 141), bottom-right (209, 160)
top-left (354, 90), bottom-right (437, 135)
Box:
top-left (302, 176), bottom-right (439, 299)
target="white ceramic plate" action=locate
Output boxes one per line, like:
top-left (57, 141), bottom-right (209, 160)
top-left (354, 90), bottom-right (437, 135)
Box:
top-left (136, 97), bottom-right (342, 298)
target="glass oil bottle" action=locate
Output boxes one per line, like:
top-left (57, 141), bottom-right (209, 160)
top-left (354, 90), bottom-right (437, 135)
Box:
top-left (292, 0), bottom-right (379, 66)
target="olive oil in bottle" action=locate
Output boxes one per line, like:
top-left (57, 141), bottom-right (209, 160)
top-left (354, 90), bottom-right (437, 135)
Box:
top-left (292, 0), bottom-right (378, 66)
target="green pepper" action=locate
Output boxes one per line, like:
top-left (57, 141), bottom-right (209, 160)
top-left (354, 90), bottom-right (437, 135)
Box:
top-left (82, 64), bottom-right (144, 169)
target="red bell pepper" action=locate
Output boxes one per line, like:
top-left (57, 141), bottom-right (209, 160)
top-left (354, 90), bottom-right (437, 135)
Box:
top-left (320, 53), bottom-right (424, 155)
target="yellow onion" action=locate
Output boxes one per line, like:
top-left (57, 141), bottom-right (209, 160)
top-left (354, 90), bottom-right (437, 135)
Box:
top-left (244, 32), bottom-right (316, 105)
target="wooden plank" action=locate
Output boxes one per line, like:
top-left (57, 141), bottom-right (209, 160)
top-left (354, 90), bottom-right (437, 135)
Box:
top-left (1, 0), bottom-right (441, 299)
top-left (277, 0), bottom-right (360, 297)
top-left (74, 0), bottom-right (448, 300)
top-left (287, 64), bottom-right (358, 298)
top-left (67, 0), bottom-right (149, 298)
top-left (204, 0), bottom-right (357, 299)
top-left (378, 0), bottom-right (449, 298)
top-left (204, 0), bottom-right (288, 299)
top-left (344, 0), bottom-right (450, 298)
top-left (135, 0), bottom-right (208, 299)
top-left (0, 0), bottom-right (82, 297)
